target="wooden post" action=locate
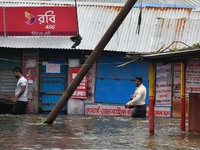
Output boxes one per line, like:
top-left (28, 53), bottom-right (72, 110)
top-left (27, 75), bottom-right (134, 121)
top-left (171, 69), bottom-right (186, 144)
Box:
top-left (149, 62), bottom-right (155, 134)
top-left (180, 62), bottom-right (186, 131)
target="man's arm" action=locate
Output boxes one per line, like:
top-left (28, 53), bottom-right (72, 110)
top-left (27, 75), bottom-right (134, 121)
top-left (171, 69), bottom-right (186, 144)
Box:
top-left (14, 85), bottom-right (26, 102)
top-left (126, 89), bottom-right (143, 106)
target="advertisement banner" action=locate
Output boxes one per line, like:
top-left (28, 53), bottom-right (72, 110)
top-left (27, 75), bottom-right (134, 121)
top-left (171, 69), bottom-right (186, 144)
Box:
top-left (155, 63), bottom-right (172, 106)
top-left (70, 67), bottom-right (88, 99)
top-left (0, 7), bottom-right (4, 36)
top-left (5, 6), bottom-right (78, 36)
top-left (84, 104), bottom-right (171, 117)
top-left (85, 104), bottom-right (132, 116)
top-left (173, 61), bottom-right (200, 99)
top-left (172, 61), bottom-right (200, 117)
top-left (146, 106), bottom-right (171, 117)
top-left (186, 61), bottom-right (200, 94)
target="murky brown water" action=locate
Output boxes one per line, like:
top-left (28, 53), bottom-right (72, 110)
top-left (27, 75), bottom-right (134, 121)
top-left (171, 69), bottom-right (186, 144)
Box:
top-left (0, 114), bottom-right (200, 150)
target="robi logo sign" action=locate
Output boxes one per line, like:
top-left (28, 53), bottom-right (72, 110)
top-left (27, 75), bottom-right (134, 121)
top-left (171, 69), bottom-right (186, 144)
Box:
top-left (25, 10), bottom-right (56, 29)
top-left (5, 6), bottom-right (78, 36)
top-left (25, 11), bottom-right (36, 25)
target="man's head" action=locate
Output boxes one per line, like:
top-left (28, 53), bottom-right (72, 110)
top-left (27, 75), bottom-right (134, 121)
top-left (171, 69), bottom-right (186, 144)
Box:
top-left (12, 67), bottom-right (23, 79)
top-left (135, 76), bottom-right (143, 87)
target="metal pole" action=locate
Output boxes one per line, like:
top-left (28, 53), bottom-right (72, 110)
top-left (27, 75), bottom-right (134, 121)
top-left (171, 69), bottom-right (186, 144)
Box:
top-left (180, 62), bottom-right (186, 131)
top-left (44, 0), bottom-right (138, 124)
top-left (149, 62), bottom-right (155, 134)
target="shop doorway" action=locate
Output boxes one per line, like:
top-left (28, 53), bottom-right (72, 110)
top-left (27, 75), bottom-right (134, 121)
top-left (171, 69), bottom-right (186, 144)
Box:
top-left (39, 57), bottom-right (68, 113)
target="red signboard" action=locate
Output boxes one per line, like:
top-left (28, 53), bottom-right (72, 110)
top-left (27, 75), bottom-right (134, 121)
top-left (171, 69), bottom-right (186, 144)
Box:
top-left (0, 8), bottom-right (4, 36)
top-left (5, 6), bottom-right (78, 36)
top-left (70, 67), bottom-right (88, 99)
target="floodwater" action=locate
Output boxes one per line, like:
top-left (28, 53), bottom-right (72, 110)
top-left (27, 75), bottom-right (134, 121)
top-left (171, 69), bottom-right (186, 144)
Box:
top-left (0, 114), bottom-right (200, 150)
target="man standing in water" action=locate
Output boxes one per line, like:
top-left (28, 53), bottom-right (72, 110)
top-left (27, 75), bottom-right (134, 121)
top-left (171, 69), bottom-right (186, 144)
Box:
top-left (125, 76), bottom-right (147, 118)
top-left (11, 67), bottom-right (28, 115)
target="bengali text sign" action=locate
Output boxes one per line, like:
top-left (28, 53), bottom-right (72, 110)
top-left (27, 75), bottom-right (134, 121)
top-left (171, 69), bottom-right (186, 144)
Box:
top-left (156, 63), bottom-right (172, 106)
top-left (5, 6), bottom-right (78, 36)
top-left (70, 67), bottom-right (88, 99)
top-left (85, 104), bottom-right (171, 117)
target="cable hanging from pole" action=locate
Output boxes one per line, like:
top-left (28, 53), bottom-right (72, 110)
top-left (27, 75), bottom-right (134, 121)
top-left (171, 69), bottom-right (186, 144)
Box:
top-left (70, 0), bottom-right (82, 48)
top-left (136, 0), bottom-right (142, 34)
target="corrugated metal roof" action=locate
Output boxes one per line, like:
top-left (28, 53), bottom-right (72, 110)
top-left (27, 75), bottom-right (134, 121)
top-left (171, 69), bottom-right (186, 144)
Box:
top-left (0, 1), bottom-right (199, 53)
top-left (0, 0), bottom-right (199, 7)
top-left (159, 0), bottom-right (200, 6)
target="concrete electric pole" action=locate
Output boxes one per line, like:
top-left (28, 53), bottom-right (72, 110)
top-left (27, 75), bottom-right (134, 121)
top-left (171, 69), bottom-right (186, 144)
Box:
top-left (44, 0), bottom-right (138, 124)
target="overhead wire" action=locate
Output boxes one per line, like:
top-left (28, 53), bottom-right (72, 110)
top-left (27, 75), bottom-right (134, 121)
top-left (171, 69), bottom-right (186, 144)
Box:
top-left (0, 57), bottom-right (129, 66)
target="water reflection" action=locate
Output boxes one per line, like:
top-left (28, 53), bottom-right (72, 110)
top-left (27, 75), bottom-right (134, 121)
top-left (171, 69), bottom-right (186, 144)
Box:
top-left (0, 114), bottom-right (200, 149)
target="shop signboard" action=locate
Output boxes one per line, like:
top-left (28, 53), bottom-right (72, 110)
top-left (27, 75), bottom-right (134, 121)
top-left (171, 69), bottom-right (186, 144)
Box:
top-left (0, 8), bottom-right (4, 36)
top-left (5, 6), bottom-right (78, 36)
top-left (70, 67), bottom-right (88, 99)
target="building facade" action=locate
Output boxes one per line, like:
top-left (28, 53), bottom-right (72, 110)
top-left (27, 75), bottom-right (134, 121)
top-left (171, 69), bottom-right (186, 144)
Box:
top-left (0, 0), bottom-right (200, 116)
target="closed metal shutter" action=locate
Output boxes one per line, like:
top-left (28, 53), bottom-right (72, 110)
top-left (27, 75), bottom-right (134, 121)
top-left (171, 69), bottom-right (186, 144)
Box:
top-left (0, 49), bottom-right (22, 99)
top-left (0, 70), bottom-right (17, 98)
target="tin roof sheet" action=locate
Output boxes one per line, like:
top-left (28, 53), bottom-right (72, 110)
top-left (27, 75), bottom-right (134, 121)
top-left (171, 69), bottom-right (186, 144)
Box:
top-left (0, 0), bottom-right (200, 6)
top-left (0, 1), bottom-right (199, 54)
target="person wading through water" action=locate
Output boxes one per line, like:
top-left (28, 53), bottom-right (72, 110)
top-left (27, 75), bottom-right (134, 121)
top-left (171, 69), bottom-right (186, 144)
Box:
top-left (10, 67), bottom-right (28, 115)
top-left (125, 76), bottom-right (147, 118)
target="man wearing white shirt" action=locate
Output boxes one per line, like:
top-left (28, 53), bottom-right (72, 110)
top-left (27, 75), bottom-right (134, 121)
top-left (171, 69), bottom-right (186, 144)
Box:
top-left (11, 67), bottom-right (28, 115)
top-left (125, 76), bottom-right (147, 118)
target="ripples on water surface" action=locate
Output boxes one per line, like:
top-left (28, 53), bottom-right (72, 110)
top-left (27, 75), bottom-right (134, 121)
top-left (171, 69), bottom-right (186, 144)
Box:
top-left (0, 114), bottom-right (200, 150)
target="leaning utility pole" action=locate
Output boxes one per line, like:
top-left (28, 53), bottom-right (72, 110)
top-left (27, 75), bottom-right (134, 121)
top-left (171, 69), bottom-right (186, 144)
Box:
top-left (44, 0), bottom-right (138, 124)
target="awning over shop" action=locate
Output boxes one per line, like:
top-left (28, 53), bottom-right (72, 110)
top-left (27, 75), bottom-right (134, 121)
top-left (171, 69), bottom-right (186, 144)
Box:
top-left (141, 49), bottom-right (200, 63)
